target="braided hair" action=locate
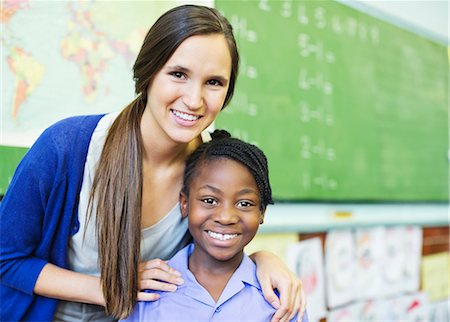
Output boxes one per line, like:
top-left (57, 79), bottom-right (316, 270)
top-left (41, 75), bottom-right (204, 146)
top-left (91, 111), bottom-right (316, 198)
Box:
top-left (182, 130), bottom-right (273, 211)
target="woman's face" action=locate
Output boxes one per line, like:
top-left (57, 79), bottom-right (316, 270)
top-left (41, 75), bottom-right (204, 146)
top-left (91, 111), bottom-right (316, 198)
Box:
top-left (144, 34), bottom-right (232, 144)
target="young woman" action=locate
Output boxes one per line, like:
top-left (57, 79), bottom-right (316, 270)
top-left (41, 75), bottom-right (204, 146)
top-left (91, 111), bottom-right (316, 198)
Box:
top-left (122, 130), bottom-right (309, 322)
top-left (0, 5), bottom-right (304, 322)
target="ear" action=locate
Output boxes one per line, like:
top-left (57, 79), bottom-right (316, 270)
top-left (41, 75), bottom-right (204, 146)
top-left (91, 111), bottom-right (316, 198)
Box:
top-left (259, 208), bottom-right (266, 224)
top-left (179, 191), bottom-right (189, 218)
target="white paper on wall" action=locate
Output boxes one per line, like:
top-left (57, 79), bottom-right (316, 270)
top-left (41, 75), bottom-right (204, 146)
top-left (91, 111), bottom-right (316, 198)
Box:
top-left (428, 298), bottom-right (450, 322)
top-left (353, 299), bottom-right (385, 321)
top-left (286, 238), bottom-right (327, 320)
top-left (381, 295), bottom-right (404, 322)
top-left (382, 292), bottom-right (429, 321)
top-left (382, 227), bottom-right (406, 297)
top-left (382, 226), bottom-right (422, 297)
top-left (327, 302), bottom-right (359, 322)
top-left (325, 229), bottom-right (356, 309)
top-left (355, 226), bottom-right (385, 300)
top-left (402, 226), bottom-right (422, 293)
top-left (404, 292), bottom-right (429, 321)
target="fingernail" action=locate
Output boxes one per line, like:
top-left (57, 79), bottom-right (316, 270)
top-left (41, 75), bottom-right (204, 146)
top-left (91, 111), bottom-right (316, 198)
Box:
top-left (271, 301), bottom-right (280, 309)
top-left (173, 270), bottom-right (182, 276)
top-left (176, 278), bottom-right (184, 285)
top-left (169, 285), bottom-right (177, 292)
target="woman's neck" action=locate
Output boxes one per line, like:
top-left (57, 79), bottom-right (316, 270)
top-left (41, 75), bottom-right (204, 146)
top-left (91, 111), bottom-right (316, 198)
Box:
top-left (139, 109), bottom-right (202, 168)
top-left (138, 108), bottom-right (203, 227)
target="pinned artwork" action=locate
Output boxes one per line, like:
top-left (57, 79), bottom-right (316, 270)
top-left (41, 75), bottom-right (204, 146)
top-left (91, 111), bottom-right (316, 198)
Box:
top-left (404, 292), bottom-right (429, 322)
top-left (282, 225), bottom-right (432, 321)
top-left (382, 227), bottom-right (405, 296)
top-left (328, 293), bottom-right (429, 322)
top-left (428, 299), bottom-right (450, 322)
top-left (382, 226), bottom-right (422, 297)
top-left (326, 302), bottom-right (358, 322)
top-left (325, 229), bottom-right (356, 308)
top-left (422, 252), bottom-right (450, 301)
top-left (286, 238), bottom-right (327, 320)
top-left (355, 226), bottom-right (385, 299)
top-left (383, 292), bottom-right (429, 321)
top-left (355, 299), bottom-right (385, 321)
top-left (402, 226), bottom-right (423, 293)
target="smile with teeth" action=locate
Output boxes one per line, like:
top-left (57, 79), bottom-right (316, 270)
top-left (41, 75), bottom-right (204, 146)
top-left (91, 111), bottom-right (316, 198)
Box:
top-left (171, 109), bottom-right (201, 121)
top-left (207, 230), bottom-right (239, 241)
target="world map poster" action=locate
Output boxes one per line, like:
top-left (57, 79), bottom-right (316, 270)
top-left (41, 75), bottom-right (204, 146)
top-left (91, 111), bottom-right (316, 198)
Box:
top-left (1, 0), bottom-right (181, 147)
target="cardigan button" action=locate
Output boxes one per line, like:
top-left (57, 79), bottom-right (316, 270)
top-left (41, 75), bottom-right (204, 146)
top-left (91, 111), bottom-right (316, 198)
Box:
top-left (72, 221), bottom-right (79, 233)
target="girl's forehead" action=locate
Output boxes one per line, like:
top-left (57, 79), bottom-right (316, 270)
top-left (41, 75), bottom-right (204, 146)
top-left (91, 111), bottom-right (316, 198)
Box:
top-left (196, 157), bottom-right (251, 178)
top-left (203, 157), bottom-right (238, 167)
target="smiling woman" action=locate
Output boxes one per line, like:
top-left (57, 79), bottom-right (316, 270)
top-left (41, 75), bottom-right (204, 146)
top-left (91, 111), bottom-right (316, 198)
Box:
top-left (143, 34), bottom-right (232, 139)
top-left (0, 4), bottom-right (305, 322)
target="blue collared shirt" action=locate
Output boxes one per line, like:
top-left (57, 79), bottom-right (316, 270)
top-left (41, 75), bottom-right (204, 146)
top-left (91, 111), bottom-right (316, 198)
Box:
top-left (122, 244), bottom-right (308, 322)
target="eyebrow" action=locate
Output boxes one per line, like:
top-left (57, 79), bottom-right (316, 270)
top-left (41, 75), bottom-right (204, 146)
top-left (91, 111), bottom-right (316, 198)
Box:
top-left (167, 65), bottom-right (190, 73)
top-left (237, 188), bottom-right (258, 196)
top-left (199, 185), bottom-right (258, 196)
top-left (199, 184), bottom-right (222, 194)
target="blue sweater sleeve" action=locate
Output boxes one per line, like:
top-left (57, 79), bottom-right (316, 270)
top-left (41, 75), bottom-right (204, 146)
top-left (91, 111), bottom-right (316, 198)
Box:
top-left (0, 126), bottom-right (62, 294)
top-left (1, 115), bottom-right (103, 322)
top-left (0, 114), bottom-right (103, 297)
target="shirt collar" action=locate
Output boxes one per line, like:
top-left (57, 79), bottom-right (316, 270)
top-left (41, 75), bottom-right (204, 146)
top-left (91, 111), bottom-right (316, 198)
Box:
top-left (167, 244), bottom-right (261, 307)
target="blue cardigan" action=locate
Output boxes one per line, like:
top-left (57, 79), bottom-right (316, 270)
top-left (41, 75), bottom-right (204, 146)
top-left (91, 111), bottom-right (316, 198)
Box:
top-left (0, 114), bottom-right (104, 321)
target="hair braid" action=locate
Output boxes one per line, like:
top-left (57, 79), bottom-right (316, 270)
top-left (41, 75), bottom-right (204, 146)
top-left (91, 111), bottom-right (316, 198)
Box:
top-left (182, 130), bottom-right (273, 211)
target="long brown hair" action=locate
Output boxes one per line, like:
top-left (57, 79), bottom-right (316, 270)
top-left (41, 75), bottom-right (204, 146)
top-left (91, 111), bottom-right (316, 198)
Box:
top-left (88, 5), bottom-right (239, 319)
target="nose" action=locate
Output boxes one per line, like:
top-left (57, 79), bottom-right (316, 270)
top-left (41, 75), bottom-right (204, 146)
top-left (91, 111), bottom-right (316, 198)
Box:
top-left (182, 82), bottom-right (203, 110)
top-left (213, 205), bottom-right (239, 225)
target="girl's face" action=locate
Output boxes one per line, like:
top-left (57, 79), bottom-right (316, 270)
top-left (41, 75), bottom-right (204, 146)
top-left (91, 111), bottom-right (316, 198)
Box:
top-left (180, 158), bottom-right (264, 266)
top-left (144, 34), bottom-right (232, 144)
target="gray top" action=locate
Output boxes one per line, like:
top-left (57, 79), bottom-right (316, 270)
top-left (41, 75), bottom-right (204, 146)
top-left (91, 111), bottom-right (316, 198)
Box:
top-left (54, 112), bottom-right (190, 320)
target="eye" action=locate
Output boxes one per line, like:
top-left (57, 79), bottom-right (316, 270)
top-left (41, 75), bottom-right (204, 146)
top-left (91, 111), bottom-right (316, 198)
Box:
top-left (207, 79), bottom-right (224, 87)
top-left (170, 71), bottom-right (186, 79)
top-left (236, 200), bottom-right (255, 208)
top-left (201, 197), bottom-right (217, 206)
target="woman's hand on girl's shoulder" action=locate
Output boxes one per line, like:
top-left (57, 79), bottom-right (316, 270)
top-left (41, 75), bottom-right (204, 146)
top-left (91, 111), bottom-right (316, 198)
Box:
top-left (137, 259), bottom-right (184, 301)
top-left (250, 250), bottom-right (306, 322)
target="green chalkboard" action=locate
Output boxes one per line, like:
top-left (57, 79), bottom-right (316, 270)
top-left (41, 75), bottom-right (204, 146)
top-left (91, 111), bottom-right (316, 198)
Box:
top-left (215, 0), bottom-right (449, 202)
top-left (0, 146), bottom-right (28, 195)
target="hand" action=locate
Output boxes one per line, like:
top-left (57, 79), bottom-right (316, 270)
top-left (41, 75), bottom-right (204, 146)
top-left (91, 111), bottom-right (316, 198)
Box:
top-left (251, 251), bottom-right (306, 322)
top-left (137, 258), bottom-right (184, 301)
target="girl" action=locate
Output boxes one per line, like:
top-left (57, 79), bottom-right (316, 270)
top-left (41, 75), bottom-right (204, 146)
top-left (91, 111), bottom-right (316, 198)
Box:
top-left (122, 129), bottom-right (309, 322)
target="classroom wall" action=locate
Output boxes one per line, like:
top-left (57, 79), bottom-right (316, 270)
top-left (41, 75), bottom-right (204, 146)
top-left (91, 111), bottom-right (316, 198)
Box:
top-left (2, 1), bottom-right (449, 320)
top-left (232, 0), bottom-right (449, 223)
top-left (212, 1), bottom-right (448, 233)
top-left (237, 1), bottom-right (449, 321)
top-left (349, 0), bottom-right (448, 44)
